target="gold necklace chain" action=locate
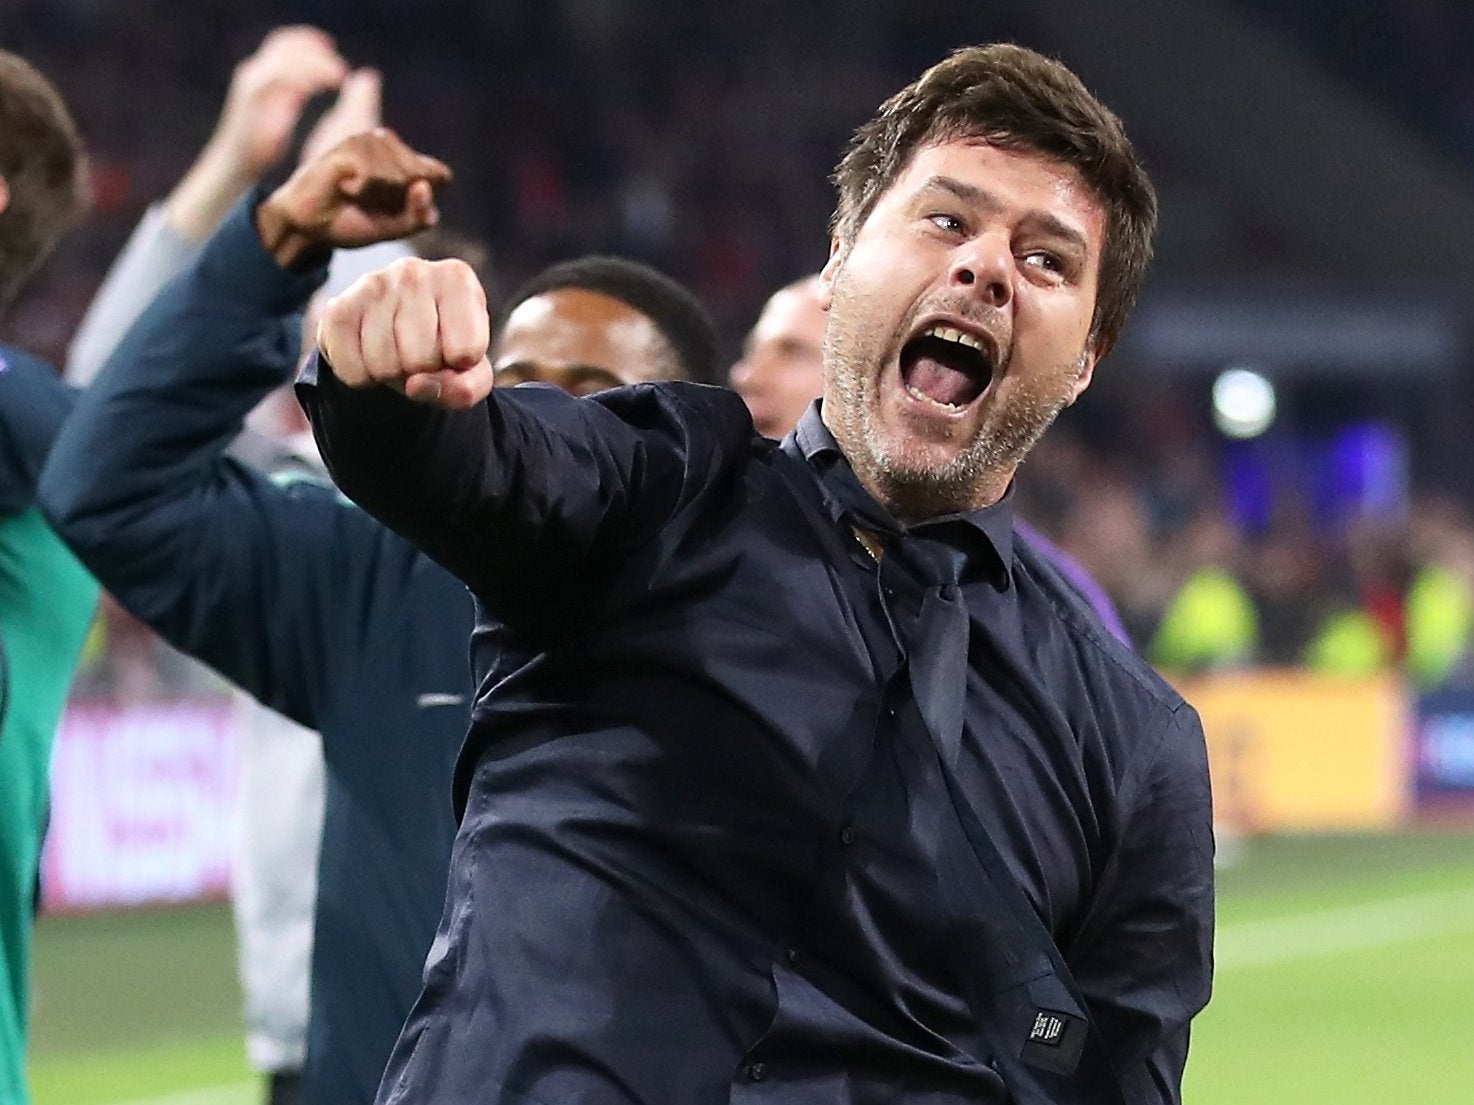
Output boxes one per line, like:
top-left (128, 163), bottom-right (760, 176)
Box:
top-left (851, 525), bottom-right (885, 563)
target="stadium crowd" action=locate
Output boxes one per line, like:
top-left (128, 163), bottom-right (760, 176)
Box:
top-left (8, 0), bottom-right (1474, 701)
top-left (1018, 429), bottom-right (1474, 683)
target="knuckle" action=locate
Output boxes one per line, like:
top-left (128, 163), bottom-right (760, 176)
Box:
top-left (432, 258), bottom-right (484, 299)
top-left (357, 270), bottom-right (390, 301)
top-left (398, 336), bottom-right (441, 376)
top-left (320, 293), bottom-right (355, 328)
top-left (388, 257), bottom-right (429, 289)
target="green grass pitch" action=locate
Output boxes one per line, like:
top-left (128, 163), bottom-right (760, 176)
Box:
top-left (25, 831), bottom-right (1474, 1104)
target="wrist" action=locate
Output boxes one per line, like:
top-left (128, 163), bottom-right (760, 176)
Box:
top-left (194, 137), bottom-right (258, 190)
top-left (255, 194), bottom-right (331, 270)
top-left (165, 142), bottom-right (256, 243)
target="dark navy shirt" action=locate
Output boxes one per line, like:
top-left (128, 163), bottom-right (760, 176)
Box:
top-left (299, 368), bottom-right (1214, 1105)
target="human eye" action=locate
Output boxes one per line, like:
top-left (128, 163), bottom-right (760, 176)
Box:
top-left (1020, 249), bottom-right (1067, 280)
top-left (926, 212), bottom-right (967, 236)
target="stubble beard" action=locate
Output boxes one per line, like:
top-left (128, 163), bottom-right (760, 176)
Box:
top-left (824, 325), bottom-right (1081, 521)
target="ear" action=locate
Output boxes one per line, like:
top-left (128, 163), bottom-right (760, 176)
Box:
top-left (0, 176), bottom-right (9, 218)
top-left (817, 237), bottom-right (845, 311)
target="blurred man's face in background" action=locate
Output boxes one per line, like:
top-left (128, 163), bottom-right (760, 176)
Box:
top-left (729, 277), bottom-right (827, 439)
top-left (494, 288), bottom-right (673, 395)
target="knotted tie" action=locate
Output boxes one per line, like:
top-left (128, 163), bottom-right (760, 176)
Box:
top-left (880, 527), bottom-right (1122, 1102)
top-left (878, 526), bottom-right (975, 775)
top-left (781, 437), bottom-right (1123, 1101)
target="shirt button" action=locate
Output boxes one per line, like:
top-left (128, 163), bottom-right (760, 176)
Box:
top-left (785, 947), bottom-right (800, 964)
top-left (748, 1061), bottom-right (768, 1082)
top-left (839, 826), bottom-right (856, 846)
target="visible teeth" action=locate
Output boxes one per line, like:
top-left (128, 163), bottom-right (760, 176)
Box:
top-left (904, 382), bottom-right (965, 410)
top-left (924, 324), bottom-right (984, 352)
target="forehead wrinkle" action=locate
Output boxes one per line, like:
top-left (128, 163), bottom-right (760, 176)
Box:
top-left (911, 174), bottom-right (1002, 222)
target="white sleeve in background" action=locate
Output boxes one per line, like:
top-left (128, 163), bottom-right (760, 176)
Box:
top-left (65, 205), bottom-right (205, 386)
top-left (230, 692), bottom-right (325, 1075)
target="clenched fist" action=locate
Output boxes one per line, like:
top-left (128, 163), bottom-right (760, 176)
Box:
top-left (317, 257), bottom-right (494, 409)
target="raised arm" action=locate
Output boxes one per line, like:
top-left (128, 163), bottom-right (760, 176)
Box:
top-left (66, 26), bottom-right (357, 384)
top-left (295, 255), bottom-right (493, 568)
top-left (298, 250), bottom-right (755, 631)
top-left (41, 201), bottom-right (336, 723)
top-left (40, 130), bottom-right (451, 725)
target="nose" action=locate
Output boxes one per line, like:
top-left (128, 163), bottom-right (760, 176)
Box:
top-left (950, 231), bottom-right (1011, 308)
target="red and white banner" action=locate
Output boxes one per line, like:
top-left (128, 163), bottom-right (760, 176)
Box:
top-left (41, 698), bottom-right (239, 911)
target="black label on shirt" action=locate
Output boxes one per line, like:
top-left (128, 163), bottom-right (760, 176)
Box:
top-left (1021, 1007), bottom-right (1087, 1074)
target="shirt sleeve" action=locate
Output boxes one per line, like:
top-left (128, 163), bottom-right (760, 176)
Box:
top-left (37, 195), bottom-right (384, 729)
top-left (0, 347), bottom-right (74, 513)
top-left (64, 204), bottom-right (205, 387)
top-left (1066, 702), bottom-right (1215, 1105)
top-left (297, 362), bottom-right (753, 631)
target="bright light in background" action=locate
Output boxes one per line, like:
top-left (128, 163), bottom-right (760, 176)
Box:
top-left (1213, 367), bottom-right (1277, 438)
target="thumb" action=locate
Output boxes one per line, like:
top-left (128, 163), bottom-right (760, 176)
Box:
top-left (404, 360), bottom-right (494, 409)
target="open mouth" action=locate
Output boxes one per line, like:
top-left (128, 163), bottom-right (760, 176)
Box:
top-left (899, 324), bottom-right (994, 412)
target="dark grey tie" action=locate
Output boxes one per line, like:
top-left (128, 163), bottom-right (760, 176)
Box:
top-left (881, 528), bottom-right (974, 773)
top-left (785, 441), bottom-right (1123, 1101)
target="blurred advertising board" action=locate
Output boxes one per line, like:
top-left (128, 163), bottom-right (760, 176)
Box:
top-left (33, 675), bottom-right (1440, 912)
top-left (1413, 690), bottom-right (1474, 817)
top-left (1181, 672), bottom-right (1410, 832)
top-left (41, 698), bottom-right (238, 911)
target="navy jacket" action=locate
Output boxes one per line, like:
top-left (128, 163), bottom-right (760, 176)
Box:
top-left (37, 202), bottom-right (474, 1105)
top-left (0, 347), bottom-right (72, 514)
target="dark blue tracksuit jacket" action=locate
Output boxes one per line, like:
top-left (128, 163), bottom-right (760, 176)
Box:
top-left (37, 201), bottom-right (473, 1105)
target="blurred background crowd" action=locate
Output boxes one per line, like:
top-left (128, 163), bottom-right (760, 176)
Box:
top-left (9, 0), bottom-right (1474, 692)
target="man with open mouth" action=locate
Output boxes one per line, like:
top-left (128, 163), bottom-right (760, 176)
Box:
top-left (299, 42), bottom-right (1213, 1105)
top-left (731, 275), bottom-right (1132, 645)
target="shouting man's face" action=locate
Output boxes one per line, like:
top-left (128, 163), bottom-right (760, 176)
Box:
top-left (820, 138), bottom-right (1105, 521)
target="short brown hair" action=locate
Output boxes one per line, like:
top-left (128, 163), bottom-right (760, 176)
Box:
top-left (830, 44), bottom-right (1156, 354)
top-left (0, 52), bottom-right (86, 310)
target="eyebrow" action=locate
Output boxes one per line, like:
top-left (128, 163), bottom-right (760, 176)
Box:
top-left (918, 174), bottom-right (1091, 257)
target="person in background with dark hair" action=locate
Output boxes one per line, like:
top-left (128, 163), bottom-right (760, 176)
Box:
top-left (733, 273), bottom-right (1131, 644)
top-left (0, 50), bottom-right (100, 1105)
top-left (38, 128), bottom-right (718, 1105)
top-left (494, 255), bottom-right (720, 391)
top-left (300, 43), bottom-right (1212, 1105)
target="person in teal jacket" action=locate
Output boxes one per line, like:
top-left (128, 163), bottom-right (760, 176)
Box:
top-left (0, 51), bottom-right (98, 1105)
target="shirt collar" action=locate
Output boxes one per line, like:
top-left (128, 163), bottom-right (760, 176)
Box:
top-left (787, 401), bottom-right (1015, 589)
